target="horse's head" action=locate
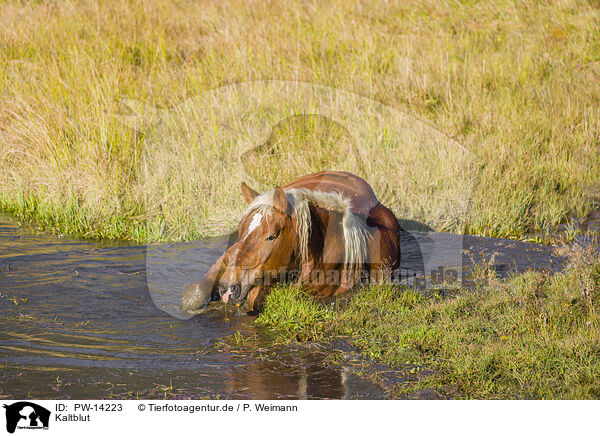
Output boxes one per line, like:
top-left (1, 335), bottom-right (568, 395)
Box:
top-left (218, 182), bottom-right (300, 307)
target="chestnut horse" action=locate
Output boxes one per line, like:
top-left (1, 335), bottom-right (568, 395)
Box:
top-left (181, 171), bottom-right (401, 313)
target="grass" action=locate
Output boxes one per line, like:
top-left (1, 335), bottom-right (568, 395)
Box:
top-left (255, 285), bottom-right (335, 341)
top-left (256, 242), bottom-right (600, 399)
top-left (0, 0), bottom-right (599, 241)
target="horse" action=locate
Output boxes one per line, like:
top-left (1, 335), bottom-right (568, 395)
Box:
top-left (181, 171), bottom-right (401, 314)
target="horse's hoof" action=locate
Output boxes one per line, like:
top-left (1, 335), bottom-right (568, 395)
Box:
top-left (181, 282), bottom-right (212, 314)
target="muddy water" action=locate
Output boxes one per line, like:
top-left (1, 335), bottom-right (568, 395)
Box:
top-left (0, 217), bottom-right (565, 399)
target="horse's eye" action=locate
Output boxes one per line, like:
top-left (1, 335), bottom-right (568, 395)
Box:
top-left (266, 232), bottom-right (279, 241)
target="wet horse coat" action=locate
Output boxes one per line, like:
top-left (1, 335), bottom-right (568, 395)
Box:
top-left (182, 171), bottom-right (401, 313)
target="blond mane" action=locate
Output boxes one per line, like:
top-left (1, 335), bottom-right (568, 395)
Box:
top-left (244, 188), bottom-right (371, 271)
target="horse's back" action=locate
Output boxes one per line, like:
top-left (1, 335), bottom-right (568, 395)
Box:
top-left (284, 171), bottom-right (379, 217)
top-left (285, 171), bottom-right (401, 276)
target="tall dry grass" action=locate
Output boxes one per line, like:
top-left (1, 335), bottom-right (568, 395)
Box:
top-left (0, 0), bottom-right (599, 241)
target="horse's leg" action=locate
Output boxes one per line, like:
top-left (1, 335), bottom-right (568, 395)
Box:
top-left (244, 284), bottom-right (269, 314)
top-left (298, 262), bottom-right (354, 297)
top-left (181, 254), bottom-right (227, 313)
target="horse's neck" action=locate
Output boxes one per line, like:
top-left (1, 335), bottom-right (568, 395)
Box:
top-left (301, 204), bottom-right (344, 265)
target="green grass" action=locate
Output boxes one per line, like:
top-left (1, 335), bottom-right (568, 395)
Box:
top-left (256, 243), bottom-right (600, 399)
top-left (1, 0), bottom-right (599, 241)
top-left (255, 285), bottom-right (335, 341)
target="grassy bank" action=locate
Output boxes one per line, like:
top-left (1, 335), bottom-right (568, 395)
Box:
top-left (1, 0), bottom-right (599, 241)
top-left (256, 243), bottom-right (600, 399)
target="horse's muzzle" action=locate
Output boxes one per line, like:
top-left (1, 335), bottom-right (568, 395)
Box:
top-left (219, 284), bottom-right (244, 306)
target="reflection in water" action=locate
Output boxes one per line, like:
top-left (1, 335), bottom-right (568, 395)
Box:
top-left (0, 216), bottom-right (565, 399)
top-left (224, 354), bottom-right (375, 400)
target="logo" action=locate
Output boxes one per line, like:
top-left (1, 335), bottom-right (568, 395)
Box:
top-left (3, 402), bottom-right (50, 434)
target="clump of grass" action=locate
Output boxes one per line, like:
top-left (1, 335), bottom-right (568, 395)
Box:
top-left (258, 245), bottom-right (600, 399)
top-left (466, 251), bottom-right (500, 289)
top-left (255, 285), bottom-right (334, 341)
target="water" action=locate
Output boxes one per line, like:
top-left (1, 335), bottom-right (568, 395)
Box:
top-left (0, 217), bottom-right (566, 399)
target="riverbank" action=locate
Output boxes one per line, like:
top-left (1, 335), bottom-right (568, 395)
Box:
top-left (255, 241), bottom-right (600, 399)
top-left (1, 0), bottom-right (599, 242)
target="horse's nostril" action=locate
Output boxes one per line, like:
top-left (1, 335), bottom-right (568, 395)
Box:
top-left (230, 285), bottom-right (241, 300)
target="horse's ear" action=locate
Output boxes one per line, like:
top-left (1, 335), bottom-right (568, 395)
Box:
top-left (240, 182), bottom-right (259, 205)
top-left (272, 186), bottom-right (287, 212)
